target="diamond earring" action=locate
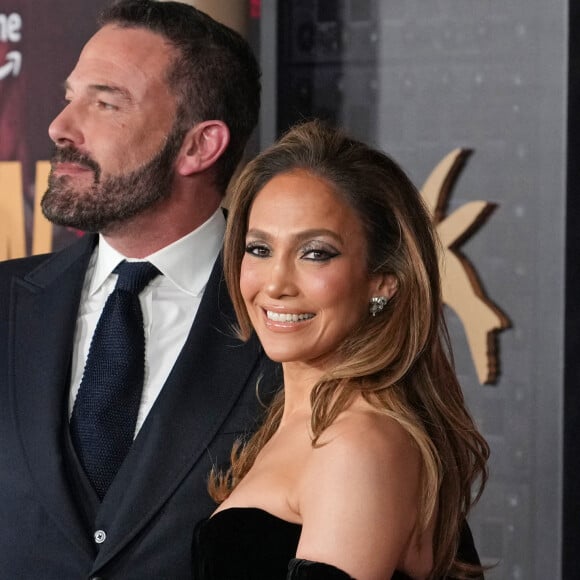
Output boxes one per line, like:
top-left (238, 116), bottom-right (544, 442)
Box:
top-left (369, 296), bottom-right (389, 316)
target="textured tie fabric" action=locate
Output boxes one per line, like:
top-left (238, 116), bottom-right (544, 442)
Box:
top-left (70, 260), bottom-right (160, 500)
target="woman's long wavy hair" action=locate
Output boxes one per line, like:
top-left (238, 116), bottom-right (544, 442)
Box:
top-left (213, 120), bottom-right (489, 579)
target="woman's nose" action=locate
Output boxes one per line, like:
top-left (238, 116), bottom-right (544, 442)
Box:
top-left (264, 259), bottom-right (297, 298)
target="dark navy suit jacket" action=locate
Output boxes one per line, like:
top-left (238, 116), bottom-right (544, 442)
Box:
top-left (0, 233), bottom-right (279, 579)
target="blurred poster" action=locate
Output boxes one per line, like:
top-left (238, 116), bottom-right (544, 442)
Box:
top-left (0, 1), bottom-right (110, 258)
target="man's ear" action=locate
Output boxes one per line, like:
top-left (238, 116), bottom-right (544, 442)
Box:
top-left (176, 120), bottom-right (230, 176)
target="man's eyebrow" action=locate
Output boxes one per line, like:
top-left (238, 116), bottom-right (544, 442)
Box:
top-left (63, 80), bottom-right (133, 102)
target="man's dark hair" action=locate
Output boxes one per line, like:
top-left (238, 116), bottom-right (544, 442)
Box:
top-left (99, 0), bottom-right (261, 192)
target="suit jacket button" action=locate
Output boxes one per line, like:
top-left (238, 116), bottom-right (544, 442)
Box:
top-left (94, 529), bottom-right (107, 544)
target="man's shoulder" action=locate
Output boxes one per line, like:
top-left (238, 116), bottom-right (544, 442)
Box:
top-left (0, 253), bottom-right (52, 278)
top-left (0, 235), bottom-right (96, 286)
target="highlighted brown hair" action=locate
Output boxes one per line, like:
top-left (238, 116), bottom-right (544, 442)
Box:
top-left (215, 120), bottom-right (488, 578)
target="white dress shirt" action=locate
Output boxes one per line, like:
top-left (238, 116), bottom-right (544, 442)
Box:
top-left (69, 209), bottom-right (226, 435)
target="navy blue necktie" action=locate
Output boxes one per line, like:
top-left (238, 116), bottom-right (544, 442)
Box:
top-left (70, 261), bottom-right (160, 499)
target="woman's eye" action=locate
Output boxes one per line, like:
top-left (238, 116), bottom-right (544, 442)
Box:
top-left (245, 243), bottom-right (270, 257)
top-left (302, 247), bottom-right (339, 261)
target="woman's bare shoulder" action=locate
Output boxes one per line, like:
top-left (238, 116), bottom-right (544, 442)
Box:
top-left (294, 404), bottom-right (425, 579)
top-left (313, 402), bottom-right (420, 471)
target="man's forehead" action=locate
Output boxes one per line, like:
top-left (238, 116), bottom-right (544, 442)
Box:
top-left (79, 25), bottom-right (174, 72)
top-left (67, 26), bottom-right (175, 98)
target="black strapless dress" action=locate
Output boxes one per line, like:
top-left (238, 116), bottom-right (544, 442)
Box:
top-left (192, 507), bottom-right (412, 579)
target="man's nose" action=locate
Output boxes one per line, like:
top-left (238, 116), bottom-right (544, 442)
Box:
top-left (48, 103), bottom-right (84, 147)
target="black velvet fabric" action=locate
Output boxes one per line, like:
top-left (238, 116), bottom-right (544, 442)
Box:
top-left (192, 507), bottom-right (412, 579)
top-left (287, 558), bottom-right (356, 579)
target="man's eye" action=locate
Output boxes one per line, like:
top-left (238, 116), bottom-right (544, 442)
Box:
top-left (97, 101), bottom-right (118, 111)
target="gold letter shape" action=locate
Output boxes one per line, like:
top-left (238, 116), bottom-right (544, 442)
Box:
top-left (0, 161), bottom-right (26, 260)
top-left (32, 161), bottom-right (52, 255)
top-left (421, 149), bottom-right (510, 384)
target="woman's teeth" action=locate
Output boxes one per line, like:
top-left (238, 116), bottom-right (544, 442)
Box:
top-left (266, 311), bottom-right (314, 322)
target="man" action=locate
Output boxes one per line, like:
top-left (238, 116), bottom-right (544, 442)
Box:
top-left (0, 1), bottom-right (278, 578)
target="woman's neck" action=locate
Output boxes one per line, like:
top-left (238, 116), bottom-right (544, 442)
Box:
top-left (279, 362), bottom-right (325, 424)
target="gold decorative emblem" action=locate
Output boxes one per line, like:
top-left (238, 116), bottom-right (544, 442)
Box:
top-left (421, 149), bottom-right (509, 384)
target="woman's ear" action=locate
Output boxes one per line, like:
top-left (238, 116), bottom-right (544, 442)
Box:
top-left (176, 120), bottom-right (230, 176)
top-left (371, 274), bottom-right (398, 300)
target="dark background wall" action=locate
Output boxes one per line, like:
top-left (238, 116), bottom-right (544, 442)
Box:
top-left (266, 1), bottom-right (568, 578)
top-left (565, 0), bottom-right (580, 577)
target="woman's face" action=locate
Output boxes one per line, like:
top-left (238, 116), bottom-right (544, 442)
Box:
top-left (240, 169), bottom-right (384, 369)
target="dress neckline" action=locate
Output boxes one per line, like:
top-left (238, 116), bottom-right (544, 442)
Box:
top-left (199, 506), bottom-right (413, 580)
top-left (211, 506), bottom-right (302, 528)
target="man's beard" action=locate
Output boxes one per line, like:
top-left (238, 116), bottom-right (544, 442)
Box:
top-left (41, 122), bottom-right (186, 233)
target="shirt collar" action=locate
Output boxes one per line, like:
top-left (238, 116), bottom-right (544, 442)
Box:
top-left (89, 209), bottom-right (226, 297)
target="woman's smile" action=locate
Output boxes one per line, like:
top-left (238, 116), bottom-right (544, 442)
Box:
top-left (265, 310), bottom-right (315, 323)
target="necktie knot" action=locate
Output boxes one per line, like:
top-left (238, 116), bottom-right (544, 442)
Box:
top-left (114, 261), bottom-right (160, 294)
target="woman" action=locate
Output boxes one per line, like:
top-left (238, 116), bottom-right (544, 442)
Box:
top-left (193, 121), bottom-right (489, 579)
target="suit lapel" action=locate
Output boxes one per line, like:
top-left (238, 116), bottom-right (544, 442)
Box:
top-left (93, 254), bottom-right (266, 568)
top-left (10, 235), bottom-right (97, 558)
